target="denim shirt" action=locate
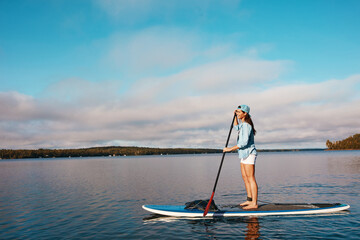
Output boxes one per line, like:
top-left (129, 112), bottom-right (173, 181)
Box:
top-left (235, 122), bottom-right (257, 159)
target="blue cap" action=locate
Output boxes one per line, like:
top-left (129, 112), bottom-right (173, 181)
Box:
top-left (238, 105), bottom-right (251, 116)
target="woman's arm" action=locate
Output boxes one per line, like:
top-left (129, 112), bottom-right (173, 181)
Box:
top-left (223, 145), bottom-right (239, 152)
top-left (223, 110), bottom-right (240, 152)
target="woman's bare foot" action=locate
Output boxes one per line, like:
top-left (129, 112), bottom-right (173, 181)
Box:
top-left (240, 201), bottom-right (251, 207)
top-left (242, 204), bottom-right (258, 210)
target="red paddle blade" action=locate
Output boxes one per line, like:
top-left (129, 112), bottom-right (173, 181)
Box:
top-left (203, 192), bottom-right (215, 217)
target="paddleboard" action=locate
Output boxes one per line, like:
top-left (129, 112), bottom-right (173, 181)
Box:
top-left (142, 203), bottom-right (350, 217)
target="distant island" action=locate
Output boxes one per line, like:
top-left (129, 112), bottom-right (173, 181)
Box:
top-left (326, 134), bottom-right (360, 150)
top-left (0, 146), bottom-right (325, 160)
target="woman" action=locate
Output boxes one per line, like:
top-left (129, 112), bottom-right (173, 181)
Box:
top-left (223, 105), bottom-right (258, 209)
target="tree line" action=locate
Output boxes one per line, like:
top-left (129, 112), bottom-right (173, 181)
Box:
top-left (0, 146), bottom-right (222, 159)
top-left (326, 134), bottom-right (360, 150)
top-left (5, 134), bottom-right (358, 159)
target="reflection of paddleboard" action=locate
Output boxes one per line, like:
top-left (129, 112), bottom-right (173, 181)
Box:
top-left (142, 203), bottom-right (350, 217)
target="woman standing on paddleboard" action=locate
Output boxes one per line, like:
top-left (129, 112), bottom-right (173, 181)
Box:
top-left (223, 105), bottom-right (258, 209)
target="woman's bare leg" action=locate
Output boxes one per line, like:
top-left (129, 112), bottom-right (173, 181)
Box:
top-left (242, 164), bottom-right (258, 209)
top-left (240, 163), bottom-right (252, 206)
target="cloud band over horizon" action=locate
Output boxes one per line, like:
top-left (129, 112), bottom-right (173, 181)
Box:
top-left (1, 70), bottom-right (359, 149)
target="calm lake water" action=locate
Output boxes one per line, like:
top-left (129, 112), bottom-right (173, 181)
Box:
top-left (1, 151), bottom-right (359, 239)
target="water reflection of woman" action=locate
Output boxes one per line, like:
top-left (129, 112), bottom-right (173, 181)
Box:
top-left (223, 105), bottom-right (258, 209)
top-left (245, 217), bottom-right (260, 240)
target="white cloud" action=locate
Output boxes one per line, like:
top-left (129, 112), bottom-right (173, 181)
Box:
top-left (251, 75), bottom-right (360, 148)
top-left (105, 28), bottom-right (200, 74)
top-left (0, 92), bottom-right (36, 121)
top-left (41, 78), bottom-right (122, 105)
top-left (1, 67), bottom-right (359, 149)
top-left (124, 56), bottom-right (291, 106)
top-left (177, 57), bottom-right (289, 92)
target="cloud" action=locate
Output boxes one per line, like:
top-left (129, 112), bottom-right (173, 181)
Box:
top-left (105, 27), bottom-right (201, 74)
top-left (174, 57), bottom-right (289, 92)
top-left (41, 78), bottom-right (122, 105)
top-left (1, 57), bottom-right (359, 150)
top-left (0, 92), bottom-right (36, 121)
top-left (100, 50), bottom-right (292, 117)
top-left (1, 18), bottom-right (358, 150)
top-left (251, 75), bottom-right (360, 148)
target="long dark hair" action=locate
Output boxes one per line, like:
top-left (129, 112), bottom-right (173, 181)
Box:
top-left (244, 114), bottom-right (256, 136)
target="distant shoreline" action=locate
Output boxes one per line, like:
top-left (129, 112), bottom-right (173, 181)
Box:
top-left (0, 146), bottom-right (327, 160)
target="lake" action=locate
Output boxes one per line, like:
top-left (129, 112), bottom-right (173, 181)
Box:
top-left (0, 151), bottom-right (359, 239)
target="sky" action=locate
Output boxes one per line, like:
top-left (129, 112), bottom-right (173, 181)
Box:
top-left (0, 0), bottom-right (359, 150)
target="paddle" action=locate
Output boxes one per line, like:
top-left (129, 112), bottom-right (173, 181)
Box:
top-left (203, 113), bottom-right (236, 217)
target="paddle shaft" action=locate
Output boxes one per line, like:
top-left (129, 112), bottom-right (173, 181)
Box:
top-left (203, 113), bottom-right (236, 217)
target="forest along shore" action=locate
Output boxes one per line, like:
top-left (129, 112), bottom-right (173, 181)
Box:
top-left (0, 147), bottom-right (222, 159)
top-left (0, 147), bottom-right (326, 160)
top-left (2, 134), bottom-right (359, 160)
top-left (326, 134), bottom-right (360, 150)
top-left (2, 134), bottom-right (358, 160)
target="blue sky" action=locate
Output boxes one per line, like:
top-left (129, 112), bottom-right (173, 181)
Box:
top-left (1, 0), bottom-right (359, 149)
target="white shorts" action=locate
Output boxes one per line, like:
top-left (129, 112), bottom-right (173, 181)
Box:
top-left (240, 154), bottom-right (257, 165)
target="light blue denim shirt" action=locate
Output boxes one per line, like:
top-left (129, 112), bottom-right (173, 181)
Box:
top-left (235, 122), bottom-right (257, 159)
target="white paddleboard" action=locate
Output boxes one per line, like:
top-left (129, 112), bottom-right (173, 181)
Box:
top-left (142, 203), bottom-right (350, 217)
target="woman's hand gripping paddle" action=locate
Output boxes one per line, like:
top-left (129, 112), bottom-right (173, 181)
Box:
top-left (203, 113), bottom-right (236, 217)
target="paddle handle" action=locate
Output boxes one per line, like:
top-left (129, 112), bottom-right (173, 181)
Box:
top-left (203, 113), bottom-right (236, 217)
